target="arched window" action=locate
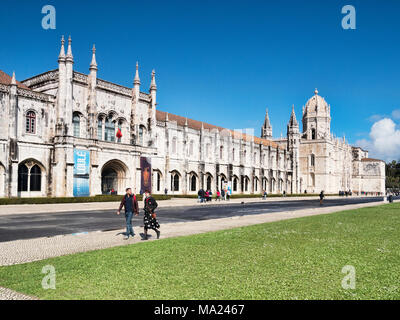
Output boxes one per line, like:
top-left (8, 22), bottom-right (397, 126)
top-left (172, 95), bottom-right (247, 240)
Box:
top-left (232, 148), bottom-right (235, 161)
top-left (190, 175), bottom-right (197, 191)
top-left (233, 177), bottom-right (238, 192)
top-left (220, 146), bottom-right (224, 160)
top-left (243, 150), bottom-right (247, 163)
top-left (310, 154), bottom-right (315, 167)
top-left (18, 163), bottom-right (42, 193)
top-left (311, 128), bottom-right (316, 140)
top-left (206, 175), bottom-right (212, 191)
top-left (117, 121), bottom-right (123, 143)
top-left (189, 140), bottom-right (194, 156)
top-left (97, 117), bottom-right (103, 140)
top-left (172, 137), bottom-right (177, 154)
top-left (157, 172), bottom-right (161, 192)
top-left (73, 113), bottom-right (80, 138)
top-left (310, 173), bottom-right (315, 187)
top-left (26, 111), bottom-right (36, 134)
top-left (17, 164), bottom-right (28, 192)
top-left (30, 165), bottom-right (41, 192)
top-left (245, 177), bottom-right (249, 192)
top-left (170, 173), bottom-right (179, 191)
top-left (105, 117), bottom-right (115, 142)
top-left (139, 126), bottom-right (145, 145)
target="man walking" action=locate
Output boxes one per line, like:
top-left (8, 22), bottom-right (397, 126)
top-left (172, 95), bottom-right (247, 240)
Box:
top-left (319, 190), bottom-right (325, 206)
top-left (116, 188), bottom-right (139, 240)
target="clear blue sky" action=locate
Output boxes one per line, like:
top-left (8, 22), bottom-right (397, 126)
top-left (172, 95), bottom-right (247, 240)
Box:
top-left (1, 0), bottom-right (400, 159)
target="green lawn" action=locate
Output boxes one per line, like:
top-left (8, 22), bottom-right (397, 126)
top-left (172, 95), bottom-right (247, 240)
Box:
top-left (0, 203), bottom-right (399, 300)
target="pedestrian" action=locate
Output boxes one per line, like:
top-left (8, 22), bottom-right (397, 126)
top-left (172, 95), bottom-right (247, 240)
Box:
top-left (205, 190), bottom-right (209, 202)
top-left (221, 188), bottom-right (225, 201)
top-left (198, 188), bottom-right (205, 203)
top-left (208, 190), bottom-right (213, 202)
top-left (319, 190), bottom-right (325, 206)
top-left (226, 190), bottom-right (230, 201)
top-left (263, 190), bottom-right (267, 200)
top-left (216, 189), bottom-right (221, 201)
top-left (164, 188), bottom-right (168, 196)
top-left (116, 188), bottom-right (139, 240)
top-left (143, 190), bottom-right (160, 240)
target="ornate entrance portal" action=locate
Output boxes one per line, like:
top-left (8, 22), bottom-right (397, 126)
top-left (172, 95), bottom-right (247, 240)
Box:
top-left (101, 160), bottom-right (129, 195)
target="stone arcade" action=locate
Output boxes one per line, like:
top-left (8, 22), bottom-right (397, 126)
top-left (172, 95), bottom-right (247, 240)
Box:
top-left (0, 37), bottom-right (385, 198)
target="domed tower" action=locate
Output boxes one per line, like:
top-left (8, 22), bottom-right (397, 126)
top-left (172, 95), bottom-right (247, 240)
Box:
top-left (302, 89), bottom-right (331, 140)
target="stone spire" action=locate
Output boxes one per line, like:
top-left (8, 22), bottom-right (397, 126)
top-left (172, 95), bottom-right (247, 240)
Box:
top-left (90, 44), bottom-right (97, 70)
top-left (11, 71), bottom-right (16, 86)
top-left (150, 69), bottom-right (157, 91)
top-left (261, 108), bottom-right (273, 139)
top-left (134, 61), bottom-right (141, 86)
top-left (288, 105), bottom-right (298, 127)
top-left (66, 35), bottom-right (73, 62)
top-left (58, 35), bottom-right (66, 62)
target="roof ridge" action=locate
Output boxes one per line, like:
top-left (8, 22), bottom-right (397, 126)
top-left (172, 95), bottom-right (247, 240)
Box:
top-left (156, 109), bottom-right (281, 149)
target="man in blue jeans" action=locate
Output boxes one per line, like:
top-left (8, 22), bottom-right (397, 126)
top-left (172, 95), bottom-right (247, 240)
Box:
top-left (117, 188), bottom-right (139, 240)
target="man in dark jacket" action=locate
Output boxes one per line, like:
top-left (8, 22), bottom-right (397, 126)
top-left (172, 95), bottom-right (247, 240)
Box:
top-left (117, 188), bottom-right (139, 240)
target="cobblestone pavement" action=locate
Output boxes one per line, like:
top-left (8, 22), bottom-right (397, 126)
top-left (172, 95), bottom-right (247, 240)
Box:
top-left (0, 287), bottom-right (37, 300)
top-left (0, 199), bottom-right (392, 267)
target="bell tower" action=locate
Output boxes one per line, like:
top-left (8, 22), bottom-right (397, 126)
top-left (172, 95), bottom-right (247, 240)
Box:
top-left (302, 89), bottom-right (331, 140)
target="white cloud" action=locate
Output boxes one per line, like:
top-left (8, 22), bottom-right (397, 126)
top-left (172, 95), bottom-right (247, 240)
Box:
top-left (356, 117), bottom-right (400, 162)
top-left (391, 109), bottom-right (400, 120)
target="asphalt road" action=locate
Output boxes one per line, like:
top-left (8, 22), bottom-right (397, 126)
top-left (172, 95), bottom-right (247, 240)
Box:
top-left (0, 196), bottom-right (395, 243)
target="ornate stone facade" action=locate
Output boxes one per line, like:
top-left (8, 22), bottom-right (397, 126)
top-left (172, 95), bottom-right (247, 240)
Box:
top-left (0, 38), bottom-right (385, 198)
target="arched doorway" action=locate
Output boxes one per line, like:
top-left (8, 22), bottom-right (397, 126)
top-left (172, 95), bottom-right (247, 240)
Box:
top-left (170, 171), bottom-right (180, 192)
top-left (101, 160), bottom-right (128, 195)
top-left (191, 175), bottom-right (197, 191)
top-left (0, 162), bottom-right (6, 197)
top-left (206, 175), bottom-right (212, 191)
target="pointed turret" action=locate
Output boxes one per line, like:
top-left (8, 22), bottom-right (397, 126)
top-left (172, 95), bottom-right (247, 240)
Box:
top-left (149, 70), bottom-right (157, 128)
top-left (261, 108), bottom-right (273, 139)
top-left (58, 36), bottom-right (66, 62)
top-left (134, 62), bottom-right (141, 86)
top-left (11, 71), bottom-right (16, 86)
top-left (65, 36), bottom-right (74, 132)
top-left (150, 69), bottom-right (157, 91)
top-left (90, 44), bottom-right (97, 70)
top-left (288, 105), bottom-right (298, 127)
top-left (57, 36), bottom-right (67, 127)
top-left (66, 35), bottom-right (73, 62)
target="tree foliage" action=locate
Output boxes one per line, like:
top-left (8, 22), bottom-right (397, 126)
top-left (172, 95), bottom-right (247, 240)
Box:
top-left (386, 160), bottom-right (400, 189)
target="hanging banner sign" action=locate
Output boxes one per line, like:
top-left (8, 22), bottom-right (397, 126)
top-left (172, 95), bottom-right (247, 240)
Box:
top-left (73, 149), bottom-right (90, 197)
top-left (140, 156), bottom-right (152, 194)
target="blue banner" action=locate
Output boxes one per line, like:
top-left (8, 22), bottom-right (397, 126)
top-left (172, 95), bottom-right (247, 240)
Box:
top-left (73, 149), bottom-right (90, 197)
